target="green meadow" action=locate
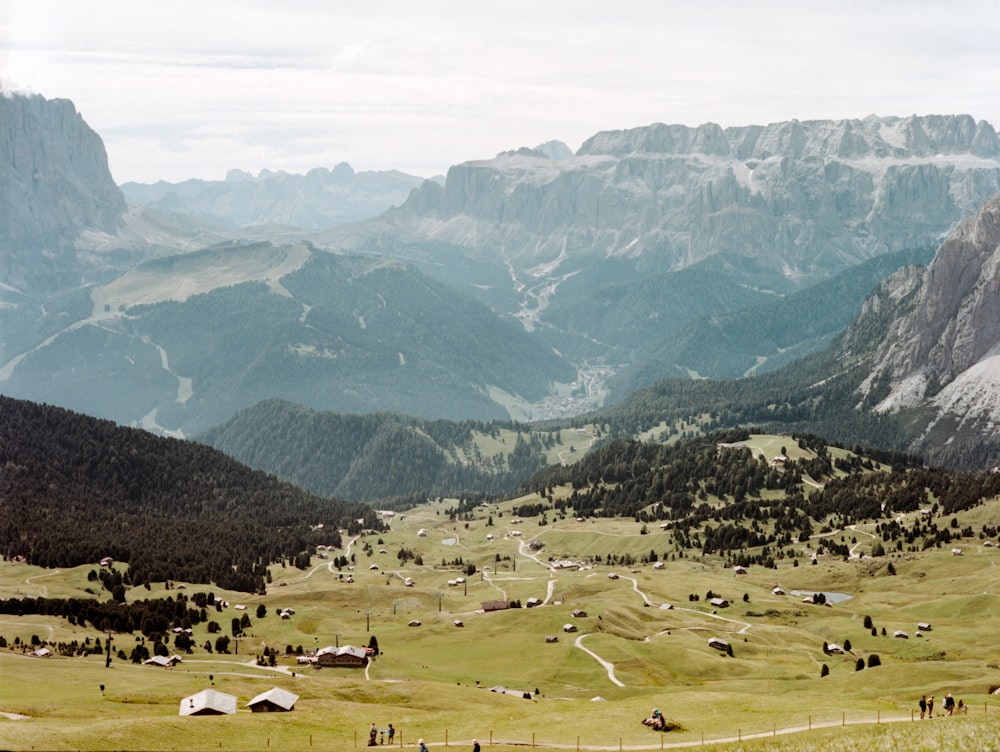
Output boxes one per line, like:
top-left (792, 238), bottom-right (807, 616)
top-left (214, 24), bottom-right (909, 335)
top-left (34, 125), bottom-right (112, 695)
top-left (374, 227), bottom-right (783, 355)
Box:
top-left (2, 491), bottom-right (999, 751)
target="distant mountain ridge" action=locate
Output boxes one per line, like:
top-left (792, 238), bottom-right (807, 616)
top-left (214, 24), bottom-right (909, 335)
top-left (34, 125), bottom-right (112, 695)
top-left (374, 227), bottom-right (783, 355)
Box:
top-left (121, 163), bottom-right (430, 230)
top-left (349, 115), bottom-right (1000, 329)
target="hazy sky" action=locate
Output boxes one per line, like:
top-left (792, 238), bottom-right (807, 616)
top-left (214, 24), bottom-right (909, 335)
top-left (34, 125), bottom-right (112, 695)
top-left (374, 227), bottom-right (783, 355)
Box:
top-left (4, 0), bottom-right (999, 184)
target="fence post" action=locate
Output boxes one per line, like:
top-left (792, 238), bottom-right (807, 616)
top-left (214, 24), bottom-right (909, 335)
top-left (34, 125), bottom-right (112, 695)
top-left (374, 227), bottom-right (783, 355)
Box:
top-left (808, 715), bottom-right (811, 731)
top-left (445, 729), bottom-right (448, 747)
top-left (877, 709), bottom-right (881, 724)
top-left (843, 711), bottom-right (846, 726)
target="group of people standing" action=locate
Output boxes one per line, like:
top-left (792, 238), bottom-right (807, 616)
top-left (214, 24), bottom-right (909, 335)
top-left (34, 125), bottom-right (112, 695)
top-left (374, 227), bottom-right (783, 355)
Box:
top-left (919, 693), bottom-right (966, 718)
top-left (366, 724), bottom-right (479, 751)
top-left (368, 722), bottom-right (395, 746)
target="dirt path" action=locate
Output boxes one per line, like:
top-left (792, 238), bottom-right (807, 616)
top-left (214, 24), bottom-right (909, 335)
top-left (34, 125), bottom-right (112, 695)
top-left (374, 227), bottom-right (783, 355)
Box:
top-left (574, 633), bottom-right (624, 687)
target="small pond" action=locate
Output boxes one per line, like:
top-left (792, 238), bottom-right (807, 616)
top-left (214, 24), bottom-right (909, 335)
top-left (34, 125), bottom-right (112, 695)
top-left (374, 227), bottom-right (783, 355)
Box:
top-left (790, 590), bottom-right (853, 603)
top-left (441, 537), bottom-right (457, 546)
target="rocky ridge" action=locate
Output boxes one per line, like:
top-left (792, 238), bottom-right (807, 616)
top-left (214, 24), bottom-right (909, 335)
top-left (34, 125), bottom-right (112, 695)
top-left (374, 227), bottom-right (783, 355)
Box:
top-left (0, 91), bottom-right (127, 290)
top-left (385, 115), bottom-right (1000, 292)
top-left (849, 192), bottom-right (1000, 464)
top-left (120, 163), bottom-right (429, 230)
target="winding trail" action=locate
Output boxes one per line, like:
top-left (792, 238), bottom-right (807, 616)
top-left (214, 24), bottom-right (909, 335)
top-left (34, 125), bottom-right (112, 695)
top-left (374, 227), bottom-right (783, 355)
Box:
top-left (574, 634), bottom-right (624, 687)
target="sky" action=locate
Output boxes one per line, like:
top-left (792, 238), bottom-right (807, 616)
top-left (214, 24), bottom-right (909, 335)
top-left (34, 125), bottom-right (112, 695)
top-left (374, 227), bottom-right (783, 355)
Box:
top-left (3, 0), bottom-right (999, 185)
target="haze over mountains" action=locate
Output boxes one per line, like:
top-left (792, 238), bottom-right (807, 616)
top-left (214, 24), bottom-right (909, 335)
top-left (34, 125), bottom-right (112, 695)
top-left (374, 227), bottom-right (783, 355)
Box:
top-left (4, 90), bottom-right (1000, 472)
top-left (121, 163), bottom-right (430, 230)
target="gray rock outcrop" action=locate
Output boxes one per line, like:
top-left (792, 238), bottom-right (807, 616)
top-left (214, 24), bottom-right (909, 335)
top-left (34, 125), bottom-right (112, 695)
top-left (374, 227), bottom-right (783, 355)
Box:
top-left (0, 91), bottom-right (126, 290)
top-left (384, 115), bottom-right (1000, 290)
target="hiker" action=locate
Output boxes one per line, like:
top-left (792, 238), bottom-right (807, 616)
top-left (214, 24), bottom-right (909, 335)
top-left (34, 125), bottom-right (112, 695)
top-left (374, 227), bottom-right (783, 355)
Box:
top-left (928, 695), bottom-right (934, 718)
top-left (418, 738), bottom-right (429, 751)
top-left (919, 695), bottom-right (927, 719)
top-left (369, 722), bottom-right (378, 746)
top-left (958, 699), bottom-right (967, 714)
top-left (387, 724), bottom-right (395, 744)
top-left (472, 739), bottom-right (481, 752)
top-left (944, 694), bottom-right (955, 715)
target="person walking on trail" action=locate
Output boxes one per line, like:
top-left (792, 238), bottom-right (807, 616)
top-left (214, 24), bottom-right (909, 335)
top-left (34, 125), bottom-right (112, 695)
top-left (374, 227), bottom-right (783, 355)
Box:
top-left (472, 739), bottom-right (481, 752)
top-left (387, 724), bottom-right (395, 744)
top-left (919, 695), bottom-right (927, 719)
top-left (418, 738), bottom-right (429, 751)
top-left (928, 695), bottom-right (935, 718)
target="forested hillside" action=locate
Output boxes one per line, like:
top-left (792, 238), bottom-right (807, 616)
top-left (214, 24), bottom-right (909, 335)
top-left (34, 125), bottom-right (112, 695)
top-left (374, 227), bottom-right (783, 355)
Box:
top-left (0, 396), bottom-right (382, 592)
top-left (199, 399), bottom-right (557, 500)
top-left (609, 246), bottom-right (935, 395)
top-left (519, 430), bottom-right (1000, 566)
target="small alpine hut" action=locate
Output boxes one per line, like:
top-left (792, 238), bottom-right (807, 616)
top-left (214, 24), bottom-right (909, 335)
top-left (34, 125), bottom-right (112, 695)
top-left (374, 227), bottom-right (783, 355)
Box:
top-left (316, 645), bottom-right (369, 668)
top-left (179, 689), bottom-right (238, 716)
top-left (247, 687), bottom-right (299, 713)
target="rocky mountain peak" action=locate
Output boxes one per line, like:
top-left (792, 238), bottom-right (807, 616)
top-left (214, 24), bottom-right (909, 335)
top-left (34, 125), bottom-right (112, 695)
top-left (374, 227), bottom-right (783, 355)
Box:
top-left (848, 192), bottom-right (1000, 454)
top-left (1, 90), bottom-right (126, 290)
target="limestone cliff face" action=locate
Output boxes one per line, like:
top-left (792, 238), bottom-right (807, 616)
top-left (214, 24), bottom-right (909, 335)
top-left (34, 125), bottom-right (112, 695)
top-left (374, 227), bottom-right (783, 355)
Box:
top-left (840, 192), bottom-right (1000, 465)
top-left (0, 91), bottom-right (126, 290)
top-left (860, 193), bottom-right (1000, 409)
top-left (389, 115), bottom-right (1000, 287)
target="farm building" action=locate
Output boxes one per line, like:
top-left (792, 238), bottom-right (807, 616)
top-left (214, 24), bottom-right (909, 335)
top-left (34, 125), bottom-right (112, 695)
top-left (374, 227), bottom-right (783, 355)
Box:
top-left (707, 637), bottom-right (729, 651)
top-left (562, 623), bottom-right (578, 633)
top-left (315, 645), bottom-right (369, 668)
top-left (709, 597), bottom-right (729, 608)
top-left (733, 566), bottom-right (747, 575)
top-left (772, 586), bottom-right (785, 595)
top-left (247, 687), bottom-right (298, 713)
top-left (481, 600), bottom-right (509, 612)
top-left (179, 689), bottom-right (237, 716)
top-left (144, 655), bottom-right (182, 667)
top-left (31, 647), bottom-right (53, 658)
top-left (894, 630), bottom-right (909, 639)
top-left (572, 609), bottom-right (587, 618)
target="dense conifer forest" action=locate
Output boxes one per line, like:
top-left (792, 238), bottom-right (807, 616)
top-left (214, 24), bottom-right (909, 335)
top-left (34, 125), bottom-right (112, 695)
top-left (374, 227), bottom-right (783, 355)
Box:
top-left (200, 399), bottom-right (554, 500)
top-left (0, 396), bottom-right (383, 592)
top-left (519, 430), bottom-right (1000, 566)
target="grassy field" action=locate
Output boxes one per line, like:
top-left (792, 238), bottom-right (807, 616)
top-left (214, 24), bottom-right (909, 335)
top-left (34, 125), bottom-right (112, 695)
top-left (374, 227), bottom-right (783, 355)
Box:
top-left (2, 473), bottom-right (999, 751)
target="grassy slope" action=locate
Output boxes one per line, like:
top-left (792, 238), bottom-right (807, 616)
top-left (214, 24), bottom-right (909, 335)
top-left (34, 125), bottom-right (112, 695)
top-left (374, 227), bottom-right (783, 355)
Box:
top-left (2, 490), bottom-right (999, 751)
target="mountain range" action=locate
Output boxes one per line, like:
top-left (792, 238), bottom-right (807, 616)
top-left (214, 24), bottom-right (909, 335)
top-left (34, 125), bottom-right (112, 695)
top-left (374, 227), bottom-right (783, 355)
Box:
top-left (120, 163), bottom-right (429, 230)
top-left (4, 90), bottom-right (1000, 475)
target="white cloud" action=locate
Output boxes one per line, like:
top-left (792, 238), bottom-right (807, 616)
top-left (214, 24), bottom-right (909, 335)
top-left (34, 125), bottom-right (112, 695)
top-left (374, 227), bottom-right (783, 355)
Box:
top-left (4, 0), bottom-right (999, 183)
